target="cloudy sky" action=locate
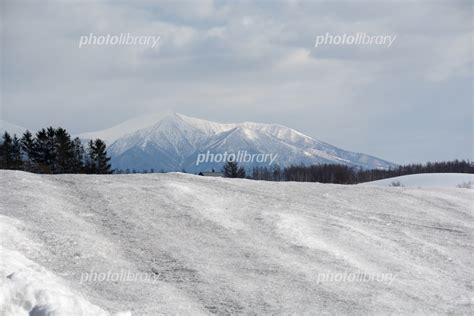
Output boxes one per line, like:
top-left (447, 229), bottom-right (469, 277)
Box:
top-left (1, 0), bottom-right (472, 164)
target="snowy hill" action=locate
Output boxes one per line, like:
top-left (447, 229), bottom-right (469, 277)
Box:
top-left (0, 120), bottom-right (30, 137)
top-left (78, 113), bottom-right (396, 172)
top-left (1, 170), bottom-right (472, 315)
top-left (363, 173), bottom-right (473, 188)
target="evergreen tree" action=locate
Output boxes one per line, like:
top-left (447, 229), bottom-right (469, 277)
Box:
top-left (11, 135), bottom-right (23, 170)
top-left (223, 161), bottom-right (246, 178)
top-left (21, 130), bottom-right (35, 171)
top-left (87, 139), bottom-right (112, 174)
top-left (33, 128), bottom-right (54, 173)
top-left (94, 139), bottom-right (112, 174)
top-left (45, 127), bottom-right (57, 171)
top-left (20, 130), bottom-right (35, 160)
top-left (85, 139), bottom-right (96, 173)
top-left (0, 132), bottom-right (13, 169)
top-left (71, 137), bottom-right (85, 172)
top-left (1, 127), bottom-right (112, 174)
top-left (54, 128), bottom-right (75, 173)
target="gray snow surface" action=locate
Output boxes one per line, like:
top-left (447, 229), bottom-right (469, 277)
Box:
top-left (1, 170), bottom-right (473, 315)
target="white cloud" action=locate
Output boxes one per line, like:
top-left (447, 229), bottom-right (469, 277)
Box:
top-left (1, 0), bottom-right (472, 163)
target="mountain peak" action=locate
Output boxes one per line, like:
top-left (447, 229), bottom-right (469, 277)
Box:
top-left (78, 113), bottom-right (396, 172)
top-left (78, 111), bottom-right (182, 143)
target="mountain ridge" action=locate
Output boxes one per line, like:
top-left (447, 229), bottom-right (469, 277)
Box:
top-left (78, 112), bottom-right (397, 172)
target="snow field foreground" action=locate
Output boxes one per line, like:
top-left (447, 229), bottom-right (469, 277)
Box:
top-left (0, 170), bottom-right (473, 315)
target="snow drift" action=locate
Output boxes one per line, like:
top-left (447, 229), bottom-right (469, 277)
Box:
top-left (0, 170), bottom-right (472, 315)
top-left (363, 173), bottom-right (473, 188)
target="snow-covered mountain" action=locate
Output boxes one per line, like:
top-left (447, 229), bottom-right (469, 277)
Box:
top-left (0, 119), bottom-right (30, 137)
top-left (79, 112), bottom-right (396, 172)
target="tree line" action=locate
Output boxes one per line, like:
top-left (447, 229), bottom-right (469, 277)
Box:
top-left (2, 127), bottom-right (471, 182)
top-left (249, 160), bottom-right (473, 184)
top-left (133, 160), bottom-right (471, 182)
top-left (0, 127), bottom-right (112, 174)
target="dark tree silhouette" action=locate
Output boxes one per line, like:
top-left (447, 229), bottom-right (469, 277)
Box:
top-left (11, 135), bottom-right (23, 170)
top-left (54, 128), bottom-right (75, 173)
top-left (250, 161), bottom-right (473, 184)
top-left (87, 139), bottom-right (112, 174)
top-left (0, 132), bottom-right (13, 169)
top-left (223, 161), bottom-right (246, 178)
top-left (20, 130), bottom-right (35, 171)
top-left (1, 127), bottom-right (111, 175)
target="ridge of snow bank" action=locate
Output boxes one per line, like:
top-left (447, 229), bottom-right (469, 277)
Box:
top-left (362, 173), bottom-right (473, 188)
top-left (0, 218), bottom-right (130, 316)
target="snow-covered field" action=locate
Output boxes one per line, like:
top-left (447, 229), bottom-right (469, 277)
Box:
top-left (1, 170), bottom-right (473, 315)
top-left (363, 173), bottom-right (473, 188)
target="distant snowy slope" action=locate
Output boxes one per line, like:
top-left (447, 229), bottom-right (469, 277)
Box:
top-left (363, 173), bottom-right (473, 188)
top-left (78, 112), bottom-right (175, 144)
top-left (0, 120), bottom-right (30, 136)
top-left (78, 113), bottom-right (396, 172)
top-left (1, 171), bottom-right (472, 315)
